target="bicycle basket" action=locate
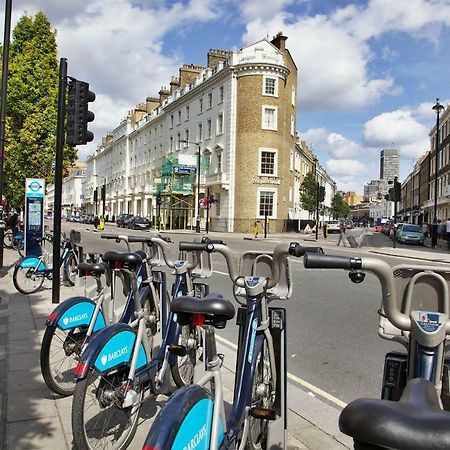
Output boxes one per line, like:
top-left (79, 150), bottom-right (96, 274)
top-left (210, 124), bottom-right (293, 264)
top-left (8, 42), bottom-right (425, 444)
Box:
top-left (233, 251), bottom-right (292, 302)
top-left (379, 264), bottom-right (450, 339)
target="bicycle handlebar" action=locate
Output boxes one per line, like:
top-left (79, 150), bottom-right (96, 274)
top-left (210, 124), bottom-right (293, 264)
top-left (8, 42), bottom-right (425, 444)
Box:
top-left (179, 241), bottom-right (323, 289)
top-left (100, 234), bottom-right (131, 251)
top-left (303, 253), bottom-right (418, 332)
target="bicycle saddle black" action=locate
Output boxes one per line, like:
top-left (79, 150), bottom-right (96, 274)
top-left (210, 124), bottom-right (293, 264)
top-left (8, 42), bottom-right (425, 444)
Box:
top-left (103, 251), bottom-right (142, 270)
top-left (78, 261), bottom-right (107, 275)
top-left (339, 378), bottom-right (450, 449)
top-left (171, 294), bottom-right (235, 328)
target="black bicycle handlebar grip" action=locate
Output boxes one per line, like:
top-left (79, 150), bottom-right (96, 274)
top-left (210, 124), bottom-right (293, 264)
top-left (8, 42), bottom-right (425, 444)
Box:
top-left (127, 236), bottom-right (148, 243)
top-left (179, 241), bottom-right (213, 252)
top-left (304, 253), bottom-right (362, 270)
top-left (101, 234), bottom-right (118, 239)
top-left (288, 242), bottom-right (323, 257)
top-left (157, 235), bottom-right (173, 243)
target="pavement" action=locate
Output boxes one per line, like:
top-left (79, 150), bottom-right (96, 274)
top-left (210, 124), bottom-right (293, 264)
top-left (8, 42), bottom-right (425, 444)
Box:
top-left (1, 229), bottom-right (450, 450)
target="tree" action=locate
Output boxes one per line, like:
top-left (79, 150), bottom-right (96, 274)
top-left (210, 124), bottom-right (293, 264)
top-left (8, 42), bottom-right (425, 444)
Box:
top-left (330, 192), bottom-right (350, 219)
top-left (3, 12), bottom-right (77, 207)
top-left (299, 171), bottom-right (317, 215)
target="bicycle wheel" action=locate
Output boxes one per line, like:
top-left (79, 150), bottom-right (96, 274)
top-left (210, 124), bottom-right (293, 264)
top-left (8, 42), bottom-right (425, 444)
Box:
top-left (63, 251), bottom-right (77, 286)
top-left (171, 324), bottom-right (203, 388)
top-left (12, 237), bottom-right (24, 257)
top-left (13, 261), bottom-right (46, 294)
top-left (3, 229), bottom-right (13, 248)
top-left (246, 337), bottom-right (275, 449)
top-left (72, 367), bottom-right (143, 450)
top-left (40, 325), bottom-right (87, 396)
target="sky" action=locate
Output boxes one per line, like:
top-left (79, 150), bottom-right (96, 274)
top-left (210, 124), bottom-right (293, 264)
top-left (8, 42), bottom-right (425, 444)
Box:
top-left (3, 0), bottom-right (450, 195)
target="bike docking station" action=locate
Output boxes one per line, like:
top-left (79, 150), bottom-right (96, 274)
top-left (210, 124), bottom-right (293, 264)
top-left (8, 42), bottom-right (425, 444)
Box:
top-left (24, 177), bottom-right (45, 256)
top-left (233, 250), bottom-right (292, 448)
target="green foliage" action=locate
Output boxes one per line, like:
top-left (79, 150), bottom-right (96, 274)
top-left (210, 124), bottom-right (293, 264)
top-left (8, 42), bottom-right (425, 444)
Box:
top-left (330, 192), bottom-right (350, 219)
top-left (299, 171), bottom-right (317, 214)
top-left (3, 11), bottom-right (76, 207)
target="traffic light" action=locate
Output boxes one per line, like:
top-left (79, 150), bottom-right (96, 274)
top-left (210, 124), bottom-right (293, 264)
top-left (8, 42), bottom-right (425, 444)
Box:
top-left (393, 178), bottom-right (401, 202)
top-left (101, 185), bottom-right (106, 202)
top-left (93, 188), bottom-right (98, 202)
top-left (156, 192), bottom-right (162, 206)
top-left (66, 78), bottom-right (96, 146)
top-left (319, 186), bottom-right (325, 203)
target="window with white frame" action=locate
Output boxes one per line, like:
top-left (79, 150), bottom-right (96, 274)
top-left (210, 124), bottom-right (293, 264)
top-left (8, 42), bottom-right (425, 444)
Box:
top-left (208, 92), bottom-right (213, 109)
top-left (258, 148), bottom-right (277, 176)
top-left (176, 133), bottom-right (181, 150)
top-left (199, 97), bottom-right (203, 113)
top-left (186, 106), bottom-right (190, 120)
top-left (178, 110), bottom-right (182, 124)
top-left (217, 152), bottom-right (222, 173)
top-left (262, 106), bottom-right (277, 130)
top-left (219, 86), bottom-right (224, 103)
top-left (185, 130), bottom-right (189, 145)
top-left (289, 150), bottom-right (294, 171)
top-left (207, 119), bottom-right (212, 138)
top-left (290, 115), bottom-right (295, 136)
top-left (170, 115), bottom-right (174, 128)
top-left (197, 123), bottom-right (203, 142)
top-left (170, 136), bottom-right (174, 152)
top-left (292, 86), bottom-right (296, 106)
top-left (217, 113), bottom-right (223, 135)
top-left (263, 76), bottom-right (277, 97)
top-left (257, 189), bottom-right (276, 218)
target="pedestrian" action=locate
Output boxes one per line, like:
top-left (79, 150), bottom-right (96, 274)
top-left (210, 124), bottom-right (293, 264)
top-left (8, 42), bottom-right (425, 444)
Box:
top-left (93, 215), bottom-right (100, 230)
top-left (7, 208), bottom-right (21, 236)
top-left (446, 217), bottom-right (450, 250)
top-left (437, 220), bottom-right (446, 247)
top-left (337, 220), bottom-right (347, 247)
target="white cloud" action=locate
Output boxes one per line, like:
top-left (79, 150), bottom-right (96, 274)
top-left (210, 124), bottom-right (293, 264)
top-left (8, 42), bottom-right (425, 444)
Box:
top-left (240, 0), bottom-right (298, 21)
top-left (327, 133), bottom-right (361, 158)
top-left (363, 109), bottom-right (429, 159)
top-left (326, 158), bottom-right (367, 176)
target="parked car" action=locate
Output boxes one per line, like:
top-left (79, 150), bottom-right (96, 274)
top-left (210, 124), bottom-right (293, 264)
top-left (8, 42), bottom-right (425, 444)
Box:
top-left (374, 224), bottom-right (383, 232)
top-left (126, 216), bottom-right (151, 230)
top-left (116, 213), bottom-right (133, 228)
top-left (326, 220), bottom-right (341, 233)
top-left (396, 223), bottom-right (425, 245)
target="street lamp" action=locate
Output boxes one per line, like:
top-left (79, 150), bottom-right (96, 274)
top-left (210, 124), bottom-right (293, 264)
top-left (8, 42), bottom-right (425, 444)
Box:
top-left (94, 174), bottom-right (106, 218)
top-left (180, 140), bottom-right (201, 233)
top-left (431, 98), bottom-right (445, 248)
top-left (313, 156), bottom-right (319, 241)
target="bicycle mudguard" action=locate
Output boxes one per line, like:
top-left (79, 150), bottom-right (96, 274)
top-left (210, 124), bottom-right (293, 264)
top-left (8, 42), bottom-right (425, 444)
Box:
top-left (46, 296), bottom-right (106, 332)
top-left (75, 323), bottom-right (148, 380)
top-left (17, 256), bottom-right (45, 270)
top-left (143, 384), bottom-right (225, 450)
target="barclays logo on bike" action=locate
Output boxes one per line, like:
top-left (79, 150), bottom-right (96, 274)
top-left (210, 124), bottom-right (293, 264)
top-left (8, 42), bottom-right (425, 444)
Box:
top-left (62, 313), bottom-right (89, 326)
top-left (182, 424), bottom-right (207, 450)
top-left (100, 346), bottom-right (128, 366)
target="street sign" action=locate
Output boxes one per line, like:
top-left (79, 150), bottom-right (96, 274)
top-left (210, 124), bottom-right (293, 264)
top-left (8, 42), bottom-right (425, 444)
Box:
top-left (173, 166), bottom-right (196, 174)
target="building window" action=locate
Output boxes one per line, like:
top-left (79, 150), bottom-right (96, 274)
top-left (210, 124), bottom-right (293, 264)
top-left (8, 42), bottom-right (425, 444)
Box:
top-left (258, 189), bottom-right (276, 218)
top-left (290, 115), bottom-right (295, 136)
top-left (259, 149), bottom-right (277, 176)
top-left (186, 105), bottom-right (190, 120)
top-left (178, 110), bottom-right (182, 124)
top-left (185, 130), bottom-right (189, 145)
top-left (170, 136), bottom-right (174, 152)
top-left (208, 92), bottom-right (213, 109)
top-left (170, 115), bottom-right (174, 128)
top-left (292, 86), bottom-right (296, 106)
top-left (207, 119), bottom-right (212, 138)
top-left (290, 150), bottom-right (294, 171)
top-left (263, 76), bottom-right (277, 96)
top-left (217, 113), bottom-right (223, 135)
top-left (219, 86), bottom-right (224, 103)
top-left (199, 97), bottom-right (203, 113)
top-left (197, 123), bottom-right (203, 142)
top-left (262, 106), bottom-right (277, 131)
top-left (160, 124), bottom-right (163, 135)
top-left (217, 152), bottom-right (222, 173)
top-left (176, 133), bottom-right (181, 150)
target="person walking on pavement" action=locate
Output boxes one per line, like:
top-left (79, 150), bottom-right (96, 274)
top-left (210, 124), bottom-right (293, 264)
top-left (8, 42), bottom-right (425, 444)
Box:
top-left (446, 217), bottom-right (450, 250)
top-left (437, 220), bottom-right (446, 247)
top-left (337, 219), bottom-right (347, 247)
top-left (93, 215), bottom-right (100, 230)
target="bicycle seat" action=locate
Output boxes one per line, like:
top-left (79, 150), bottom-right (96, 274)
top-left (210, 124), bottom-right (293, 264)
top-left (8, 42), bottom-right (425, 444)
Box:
top-left (103, 251), bottom-right (142, 270)
top-left (171, 294), bottom-right (235, 329)
top-left (78, 262), bottom-right (107, 276)
top-left (340, 378), bottom-right (450, 449)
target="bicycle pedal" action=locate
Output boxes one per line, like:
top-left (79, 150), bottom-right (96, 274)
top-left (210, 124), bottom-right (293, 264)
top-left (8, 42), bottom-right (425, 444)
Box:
top-left (168, 344), bottom-right (187, 356)
top-left (249, 407), bottom-right (277, 420)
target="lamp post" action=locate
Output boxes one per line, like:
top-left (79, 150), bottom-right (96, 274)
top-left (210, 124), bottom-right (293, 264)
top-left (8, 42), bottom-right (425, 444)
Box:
top-left (94, 174), bottom-right (106, 218)
top-left (181, 140), bottom-right (201, 233)
top-left (313, 157), bottom-right (319, 241)
top-left (431, 98), bottom-right (444, 248)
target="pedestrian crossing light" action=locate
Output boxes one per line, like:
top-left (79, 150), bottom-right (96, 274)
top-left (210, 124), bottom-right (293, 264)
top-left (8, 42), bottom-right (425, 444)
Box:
top-left (156, 192), bottom-right (162, 206)
top-left (66, 78), bottom-right (96, 146)
top-left (319, 186), bottom-right (326, 203)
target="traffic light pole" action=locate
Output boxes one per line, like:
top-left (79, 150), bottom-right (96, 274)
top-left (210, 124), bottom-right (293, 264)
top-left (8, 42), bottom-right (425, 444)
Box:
top-left (315, 181), bottom-right (319, 240)
top-left (52, 57), bottom-right (68, 304)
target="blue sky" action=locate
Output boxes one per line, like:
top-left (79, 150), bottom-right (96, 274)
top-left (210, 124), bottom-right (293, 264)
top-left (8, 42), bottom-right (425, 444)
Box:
top-left (3, 0), bottom-right (450, 195)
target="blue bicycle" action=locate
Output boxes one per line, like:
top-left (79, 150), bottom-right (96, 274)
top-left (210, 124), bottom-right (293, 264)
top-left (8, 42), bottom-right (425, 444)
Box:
top-left (143, 241), bottom-right (322, 450)
top-left (71, 235), bottom-right (214, 450)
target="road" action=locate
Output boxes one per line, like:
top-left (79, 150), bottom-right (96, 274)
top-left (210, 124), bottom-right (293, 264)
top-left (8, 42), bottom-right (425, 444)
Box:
top-left (54, 221), bottom-right (435, 408)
